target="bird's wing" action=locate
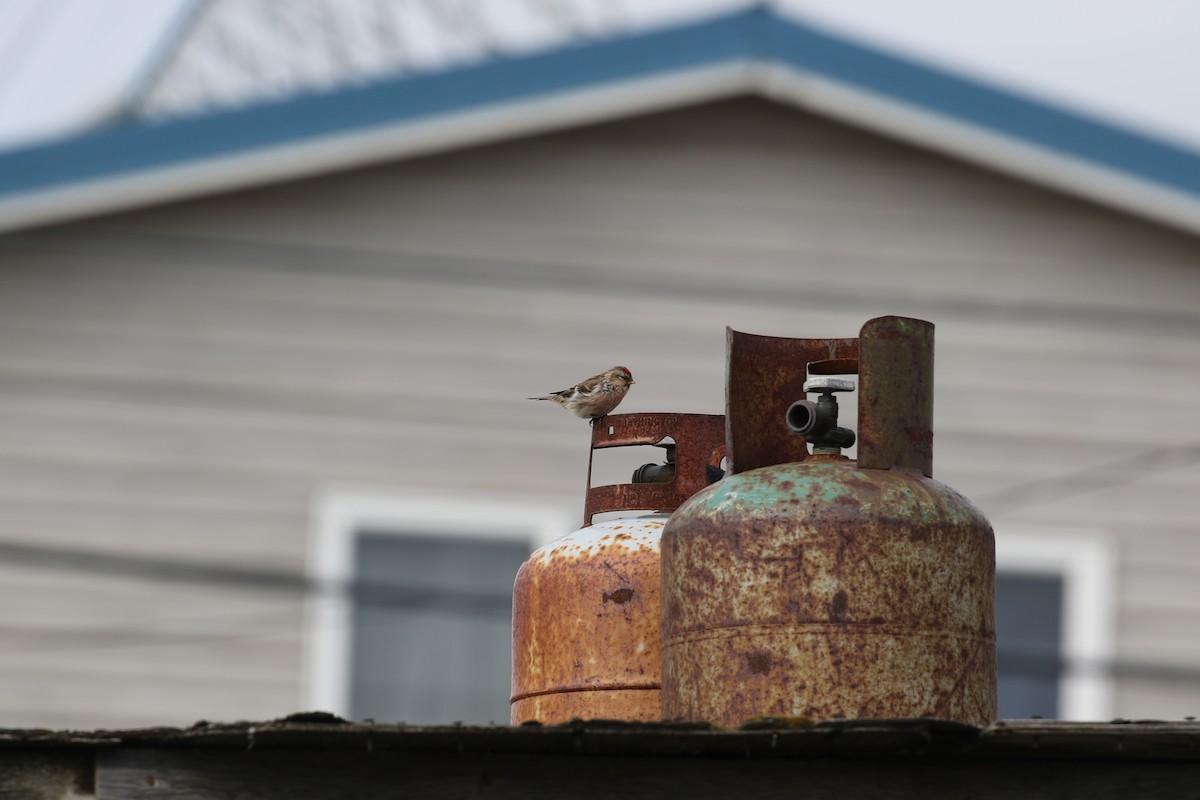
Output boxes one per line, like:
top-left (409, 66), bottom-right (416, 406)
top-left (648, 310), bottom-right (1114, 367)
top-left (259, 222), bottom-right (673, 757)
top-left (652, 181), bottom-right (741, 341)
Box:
top-left (572, 375), bottom-right (605, 396)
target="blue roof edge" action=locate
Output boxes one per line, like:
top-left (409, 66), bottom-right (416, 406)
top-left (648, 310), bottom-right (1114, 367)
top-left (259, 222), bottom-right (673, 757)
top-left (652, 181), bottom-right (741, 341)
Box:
top-left (3, 7), bottom-right (1200, 203)
top-left (0, 10), bottom-right (759, 199)
top-left (764, 20), bottom-right (1200, 199)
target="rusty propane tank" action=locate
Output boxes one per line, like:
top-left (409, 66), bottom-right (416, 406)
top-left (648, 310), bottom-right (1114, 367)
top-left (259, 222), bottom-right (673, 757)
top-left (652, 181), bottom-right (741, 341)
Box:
top-left (661, 316), bottom-right (996, 727)
top-left (511, 412), bottom-right (724, 724)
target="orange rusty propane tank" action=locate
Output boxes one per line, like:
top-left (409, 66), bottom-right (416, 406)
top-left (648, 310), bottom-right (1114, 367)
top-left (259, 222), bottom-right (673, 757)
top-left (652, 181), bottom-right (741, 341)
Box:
top-left (661, 317), bottom-right (996, 727)
top-left (511, 413), bottom-right (724, 724)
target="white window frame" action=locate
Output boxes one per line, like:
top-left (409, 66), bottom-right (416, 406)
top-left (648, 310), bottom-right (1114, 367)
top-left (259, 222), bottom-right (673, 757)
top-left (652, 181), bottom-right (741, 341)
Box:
top-left (995, 526), bottom-right (1117, 720)
top-left (303, 487), bottom-right (572, 718)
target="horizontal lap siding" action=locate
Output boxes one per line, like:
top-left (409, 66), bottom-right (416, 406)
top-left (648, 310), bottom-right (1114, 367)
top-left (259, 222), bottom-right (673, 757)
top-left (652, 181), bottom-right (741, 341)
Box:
top-left (0, 99), bottom-right (1197, 725)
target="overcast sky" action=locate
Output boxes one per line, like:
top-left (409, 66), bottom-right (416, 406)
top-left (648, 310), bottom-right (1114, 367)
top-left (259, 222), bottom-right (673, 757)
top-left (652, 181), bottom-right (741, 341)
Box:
top-left (788, 0), bottom-right (1200, 150)
top-left (1, 0), bottom-right (1198, 153)
top-left (0, 0), bottom-right (192, 149)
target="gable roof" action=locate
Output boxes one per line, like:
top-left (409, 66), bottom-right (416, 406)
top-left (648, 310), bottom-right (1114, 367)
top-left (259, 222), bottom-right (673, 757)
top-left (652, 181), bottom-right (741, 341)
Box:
top-left (4, 7), bottom-right (1200, 236)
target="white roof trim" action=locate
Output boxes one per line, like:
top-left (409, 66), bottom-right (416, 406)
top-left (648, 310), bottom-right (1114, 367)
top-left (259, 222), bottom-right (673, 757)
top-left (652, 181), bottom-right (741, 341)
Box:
top-left (0, 62), bottom-right (752, 235)
top-left (4, 56), bottom-right (1200, 237)
top-left (758, 64), bottom-right (1200, 236)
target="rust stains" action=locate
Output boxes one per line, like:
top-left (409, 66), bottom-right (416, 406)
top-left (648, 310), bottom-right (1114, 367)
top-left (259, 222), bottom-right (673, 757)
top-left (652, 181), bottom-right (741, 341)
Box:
top-left (664, 318), bottom-right (994, 731)
top-left (904, 426), bottom-right (934, 449)
top-left (746, 652), bottom-right (772, 676)
top-left (857, 317), bottom-right (934, 477)
top-left (662, 466), bottom-right (995, 726)
top-left (583, 413), bottom-right (725, 526)
top-left (725, 328), bottom-right (858, 474)
top-left (512, 517), bottom-right (665, 725)
top-left (514, 413), bottom-right (727, 725)
top-left (603, 588), bottom-right (636, 605)
top-left (830, 591), bottom-right (849, 621)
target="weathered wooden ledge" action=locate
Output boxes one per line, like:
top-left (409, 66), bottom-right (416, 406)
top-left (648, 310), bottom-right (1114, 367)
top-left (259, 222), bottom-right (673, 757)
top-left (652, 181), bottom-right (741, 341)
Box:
top-left (5, 716), bottom-right (1200, 799)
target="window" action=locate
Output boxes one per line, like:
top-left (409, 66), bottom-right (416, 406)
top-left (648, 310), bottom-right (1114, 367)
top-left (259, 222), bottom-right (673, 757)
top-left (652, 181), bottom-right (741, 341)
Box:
top-left (305, 491), bottom-right (570, 723)
top-left (309, 500), bottom-right (1115, 723)
top-left (996, 571), bottom-right (1063, 718)
top-left (350, 533), bottom-right (529, 723)
top-left (995, 529), bottom-right (1116, 720)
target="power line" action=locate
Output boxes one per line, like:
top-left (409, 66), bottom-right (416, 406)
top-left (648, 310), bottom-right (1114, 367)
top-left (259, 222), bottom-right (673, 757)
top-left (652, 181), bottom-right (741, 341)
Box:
top-left (0, 540), bottom-right (513, 613)
top-left (13, 223), bottom-right (1200, 338)
top-left (976, 440), bottom-right (1200, 515)
top-left (8, 538), bottom-right (1200, 694)
top-left (9, 594), bottom-right (1200, 692)
top-left (0, 597), bottom-right (500, 658)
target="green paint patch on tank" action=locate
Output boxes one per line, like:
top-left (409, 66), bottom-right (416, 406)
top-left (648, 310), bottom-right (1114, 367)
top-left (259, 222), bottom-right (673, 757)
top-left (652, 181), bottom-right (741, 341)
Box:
top-left (676, 459), bottom-right (987, 528)
top-left (661, 455), bottom-right (996, 727)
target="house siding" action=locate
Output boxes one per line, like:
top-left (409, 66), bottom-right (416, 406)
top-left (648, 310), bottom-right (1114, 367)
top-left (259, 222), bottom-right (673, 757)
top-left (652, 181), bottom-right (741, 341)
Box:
top-left (1, 98), bottom-right (1198, 726)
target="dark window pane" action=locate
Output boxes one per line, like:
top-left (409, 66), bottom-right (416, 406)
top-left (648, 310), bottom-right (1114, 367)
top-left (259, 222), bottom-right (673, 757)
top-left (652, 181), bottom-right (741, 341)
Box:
top-left (349, 532), bottom-right (529, 724)
top-left (996, 572), bottom-right (1063, 718)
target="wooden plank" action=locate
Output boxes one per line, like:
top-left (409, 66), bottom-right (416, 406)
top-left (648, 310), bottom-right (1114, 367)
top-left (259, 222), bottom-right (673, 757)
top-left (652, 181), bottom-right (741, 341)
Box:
top-left (0, 751), bottom-right (94, 800)
top-left (92, 747), bottom-right (1200, 800)
top-left (982, 720), bottom-right (1200, 760)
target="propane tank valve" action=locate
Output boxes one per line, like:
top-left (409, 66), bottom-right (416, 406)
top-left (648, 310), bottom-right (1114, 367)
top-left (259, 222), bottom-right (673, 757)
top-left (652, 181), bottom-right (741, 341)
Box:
top-left (632, 442), bottom-right (676, 484)
top-left (786, 377), bottom-right (856, 454)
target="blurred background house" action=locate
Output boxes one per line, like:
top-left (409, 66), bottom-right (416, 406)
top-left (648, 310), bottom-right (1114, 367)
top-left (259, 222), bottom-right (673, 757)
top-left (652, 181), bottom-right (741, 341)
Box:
top-left (2, 0), bottom-right (1200, 729)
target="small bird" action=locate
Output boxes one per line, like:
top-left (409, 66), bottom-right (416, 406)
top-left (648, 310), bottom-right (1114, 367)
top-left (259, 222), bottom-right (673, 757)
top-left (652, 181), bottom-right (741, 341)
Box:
top-left (528, 366), bottom-right (635, 420)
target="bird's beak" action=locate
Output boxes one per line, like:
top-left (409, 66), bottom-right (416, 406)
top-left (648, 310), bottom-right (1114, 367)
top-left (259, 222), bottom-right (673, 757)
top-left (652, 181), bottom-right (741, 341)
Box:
top-left (629, 379), bottom-right (636, 384)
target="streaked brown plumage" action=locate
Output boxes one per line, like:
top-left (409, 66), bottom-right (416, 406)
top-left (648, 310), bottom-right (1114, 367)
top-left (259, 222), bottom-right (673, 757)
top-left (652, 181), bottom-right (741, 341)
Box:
top-left (528, 366), bottom-right (635, 420)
